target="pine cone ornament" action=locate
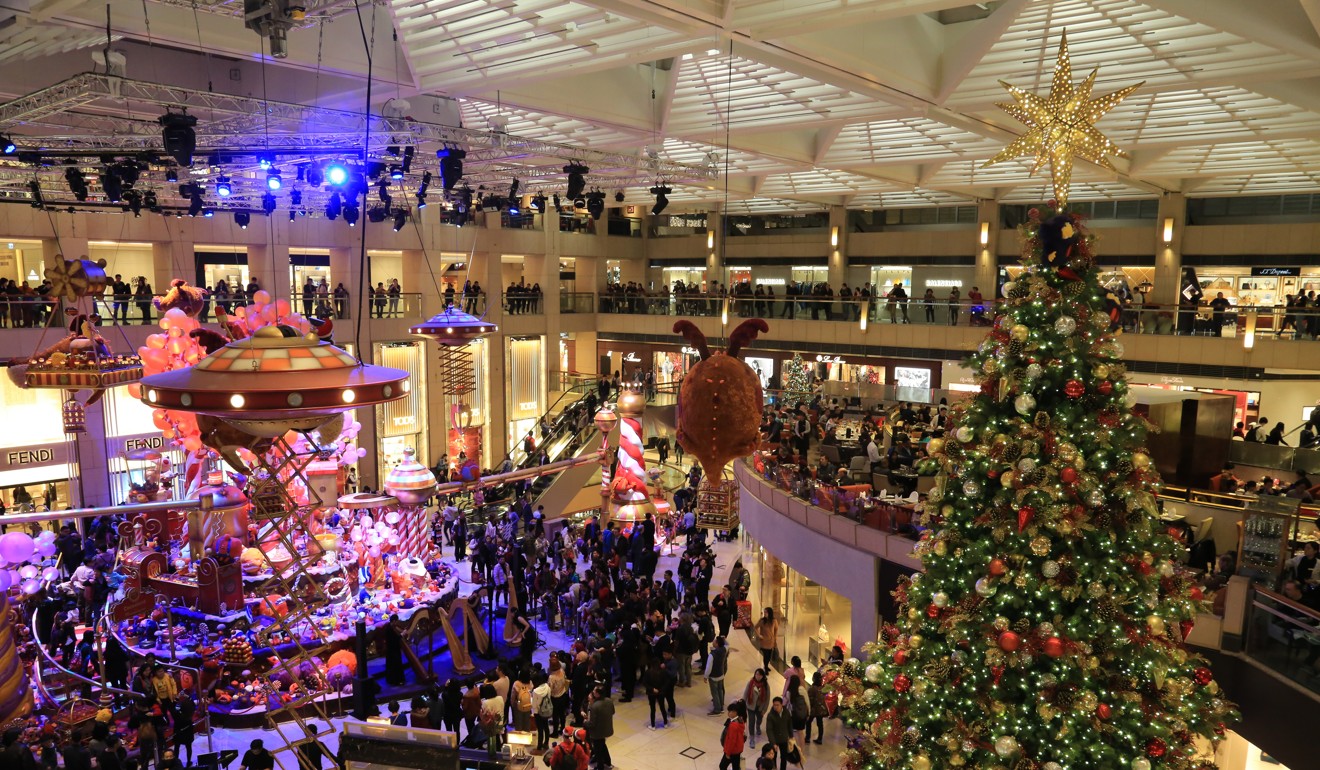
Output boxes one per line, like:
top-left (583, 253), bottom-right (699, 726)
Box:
top-left (1034, 412), bottom-right (1051, 429)
top-left (1063, 281), bottom-right (1085, 297)
top-left (1115, 460), bottom-right (1134, 477)
top-left (1009, 340), bottom-right (1025, 357)
top-left (1055, 687), bottom-right (1076, 709)
top-left (1003, 443), bottom-right (1022, 462)
top-left (1009, 282), bottom-right (1030, 299)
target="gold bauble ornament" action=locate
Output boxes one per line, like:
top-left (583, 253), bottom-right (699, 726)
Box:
top-left (1133, 452), bottom-right (1152, 469)
top-left (1093, 364), bottom-right (1110, 379)
top-left (934, 541), bottom-right (948, 556)
top-left (1147, 615), bottom-right (1166, 636)
top-left (908, 607), bottom-right (922, 621)
top-left (927, 438), bottom-right (946, 456)
top-left (1011, 324), bottom-right (1030, 342)
top-left (1030, 536), bottom-right (1051, 556)
top-left (909, 634), bottom-right (924, 649)
top-left (1001, 470), bottom-right (1017, 488)
top-left (949, 755), bottom-right (965, 767)
top-left (912, 756), bottom-right (932, 770)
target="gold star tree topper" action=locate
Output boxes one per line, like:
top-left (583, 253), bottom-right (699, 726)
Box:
top-left (982, 30), bottom-right (1143, 209)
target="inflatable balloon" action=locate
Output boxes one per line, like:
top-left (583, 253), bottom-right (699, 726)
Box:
top-left (0, 533), bottom-right (35, 565)
top-left (0, 572), bottom-right (10, 591)
top-left (21, 579), bottom-right (40, 594)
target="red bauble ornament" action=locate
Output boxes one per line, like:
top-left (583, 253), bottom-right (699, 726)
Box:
top-left (1146, 738), bottom-right (1167, 758)
top-left (893, 674), bottom-right (912, 693)
top-left (1042, 636), bottom-right (1065, 658)
top-left (1190, 586), bottom-right (1204, 601)
top-left (927, 604), bottom-right (941, 618)
top-left (1064, 379), bottom-right (1085, 398)
top-left (893, 649), bottom-right (909, 665)
top-left (1097, 380), bottom-right (1113, 396)
top-left (1017, 506), bottom-right (1036, 532)
top-left (1060, 467), bottom-right (1079, 484)
top-left (988, 558), bottom-right (1007, 577)
top-left (1096, 703), bottom-right (1112, 720)
top-left (1180, 619), bottom-right (1196, 641)
top-left (998, 631), bottom-right (1021, 652)
top-left (1194, 667), bottom-right (1213, 686)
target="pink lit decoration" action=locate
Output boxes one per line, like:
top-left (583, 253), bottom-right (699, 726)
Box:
top-left (610, 388), bottom-right (656, 531)
top-left (384, 448), bottom-right (438, 560)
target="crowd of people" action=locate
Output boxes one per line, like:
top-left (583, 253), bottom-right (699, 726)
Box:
top-left (597, 279), bottom-right (990, 325)
top-left (504, 281), bottom-right (544, 314)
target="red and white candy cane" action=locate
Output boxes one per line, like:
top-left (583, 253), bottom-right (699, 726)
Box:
top-left (615, 413), bottom-right (648, 499)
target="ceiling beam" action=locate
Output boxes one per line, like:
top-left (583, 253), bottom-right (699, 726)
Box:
top-left (934, 0), bottom-right (1029, 103)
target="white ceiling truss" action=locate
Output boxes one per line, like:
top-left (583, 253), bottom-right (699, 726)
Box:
top-left (0, 0), bottom-right (1318, 214)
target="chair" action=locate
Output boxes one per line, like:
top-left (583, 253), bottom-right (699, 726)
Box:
top-left (849, 456), bottom-right (870, 477)
top-left (821, 444), bottom-right (842, 465)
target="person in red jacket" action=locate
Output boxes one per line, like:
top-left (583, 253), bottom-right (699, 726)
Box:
top-left (719, 701), bottom-right (748, 770)
top-left (544, 728), bottom-right (589, 770)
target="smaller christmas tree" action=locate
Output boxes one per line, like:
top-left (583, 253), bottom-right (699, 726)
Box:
top-left (784, 352), bottom-right (811, 401)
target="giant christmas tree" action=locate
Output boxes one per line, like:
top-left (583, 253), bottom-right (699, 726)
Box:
top-left (828, 201), bottom-right (1237, 768)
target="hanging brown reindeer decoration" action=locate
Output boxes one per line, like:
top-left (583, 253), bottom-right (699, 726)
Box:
top-left (673, 319), bottom-right (769, 481)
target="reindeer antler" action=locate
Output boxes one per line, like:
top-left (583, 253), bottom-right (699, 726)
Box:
top-left (727, 319), bottom-right (769, 358)
top-left (673, 320), bottom-right (711, 360)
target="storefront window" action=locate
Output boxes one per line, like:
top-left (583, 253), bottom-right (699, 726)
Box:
top-left (791, 266), bottom-right (828, 285)
top-left (869, 267), bottom-right (912, 295)
top-left (507, 337), bottom-right (545, 453)
top-left (0, 239), bottom-right (44, 286)
top-left (746, 538), bottom-right (853, 669)
top-left (377, 342), bottom-right (428, 468)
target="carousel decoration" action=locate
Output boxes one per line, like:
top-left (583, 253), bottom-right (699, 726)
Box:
top-left (136, 321), bottom-right (409, 748)
top-left (608, 385), bottom-right (656, 532)
top-left (672, 319), bottom-right (770, 530)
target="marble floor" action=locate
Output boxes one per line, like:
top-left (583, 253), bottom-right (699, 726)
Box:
top-left (200, 508), bottom-right (852, 770)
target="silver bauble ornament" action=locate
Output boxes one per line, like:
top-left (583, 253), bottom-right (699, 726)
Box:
top-left (1025, 363), bottom-right (1043, 380)
top-left (864, 663), bottom-right (883, 683)
top-left (994, 736), bottom-right (1019, 758)
top-left (932, 591), bottom-right (950, 608)
top-left (1015, 394), bottom-right (1037, 415)
top-left (1054, 316), bottom-right (1077, 336)
top-left (975, 578), bottom-right (997, 598)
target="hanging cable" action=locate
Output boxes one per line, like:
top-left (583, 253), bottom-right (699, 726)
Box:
top-left (349, 0), bottom-right (378, 362)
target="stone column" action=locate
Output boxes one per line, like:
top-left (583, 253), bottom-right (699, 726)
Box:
top-left (1152, 193), bottom-right (1185, 307)
top-left (975, 200), bottom-right (1000, 297)
top-left (827, 205), bottom-right (848, 289)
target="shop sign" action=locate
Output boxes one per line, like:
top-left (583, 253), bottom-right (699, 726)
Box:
top-left (392, 415), bottom-right (417, 429)
top-left (122, 434), bottom-right (168, 453)
top-left (681, 346), bottom-right (702, 356)
top-left (0, 441), bottom-right (70, 472)
top-left (815, 355), bottom-right (845, 364)
top-left (623, 352), bottom-right (641, 363)
top-left (1250, 267), bottom-right (1299, 276)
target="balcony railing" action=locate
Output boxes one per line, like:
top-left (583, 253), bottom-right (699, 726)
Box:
top-left (1245, 587), bottom-right (1320, 696)
top-left (501, 291), bottom-right (545, 315)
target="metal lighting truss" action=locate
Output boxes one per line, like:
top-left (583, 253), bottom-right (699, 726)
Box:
top-left (0, 73), bottom-right (716, 212)
top-left (146, 0), bottom-right (373, 25)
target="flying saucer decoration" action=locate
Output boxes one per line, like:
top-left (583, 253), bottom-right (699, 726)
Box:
top-left (384, 447), bottom-right (438, 505)
top-left (411, 305), bottom-right (496, 425)
top-left (138, 324), bottom-right (409, 438)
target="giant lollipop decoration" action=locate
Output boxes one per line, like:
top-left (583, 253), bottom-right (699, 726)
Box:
top-left (673, 319), bottom-right (769, 529)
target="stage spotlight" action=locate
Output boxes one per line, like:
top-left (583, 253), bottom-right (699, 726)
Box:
top-left (325, 164), bottom-right (349, 186)
top-left (649, 185), bottom-right (671, 216)
top-left (528, 194), bottom-right (543, 212)
top-left (508, 178), bottom-right (520, 201)
top-left (366, 162), bottom-right (386, 181)
top-left (367, 206), bottom-right (388, 224)
top-left (165, 167), bottom-right (179, 183)
top-left (615, 191), bottom-right (625, 203)
top-left (101, 168), bottom-right (124, 202)
top-left (402, 146), bottom-right (415, 172)
top-left (257, 154), bottom-right (274, 170)
top-left (508, 199), bottom-right (520, 216)
top-left (187, 189), bottom-right (204, 217)
top-left (144, 191), bottom-right (159, 211)
top-left (290, 188), bottom-right (302, 205)
top-left (235, 211), bottom-right (250, 229)
top-left (344, 204), bottom-right (359, 227)
top-left (64, 168), bottom-right (89, 201)
top-left (563, 162), bottom-right (589, 199)
top-left (124, 190), bottom-right (142, 217)
top-left (326, 191), bottom-right (342, 220)
top-left (1, 135), bottom-right (15, 154)
top-left (216, 176), bottom-right (232, 197)
top-left (586, 191), bottom-right (605, 220)
top-left (115, 161), bottom-right (140, 188)
top-left (203, 208), bottom-right (214, 218)
top-left (393, 210), bottom-right (407, 231)
top-left (262, 193), bottom-right (277, 215)
top-left (378, 180), bottom-right (392, 205)
top-left (389, 165), bottom-right (404, 181)
top-left (387, 145), bottom-right (400, 157)
top-left (289, 210), bottom-right (297, 222)
top-left (553, 193), bottom-right (561, 211)
top-left (27, 181), bottom-right (43, 208)
top-left (158, 112), bottom-right (197, 166)
top-left (437, 148), bottom-right (465, 191)
top-left (267, 170), bottom-right (283, 190)
top-left (306, 164), bottom-right (324, 187)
